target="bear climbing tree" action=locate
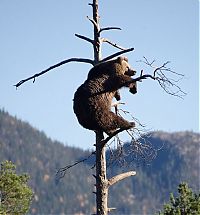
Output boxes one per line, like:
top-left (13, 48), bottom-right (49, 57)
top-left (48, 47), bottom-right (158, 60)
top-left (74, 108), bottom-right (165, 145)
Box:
top-left (15, 1), bottom-right (185, 214)
top-left (73, 57), bottom-right (137, 135)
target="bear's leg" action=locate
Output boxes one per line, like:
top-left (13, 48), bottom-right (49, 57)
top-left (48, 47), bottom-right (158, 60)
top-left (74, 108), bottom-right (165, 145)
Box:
top-left (100, 111), bottom-right (135, 135)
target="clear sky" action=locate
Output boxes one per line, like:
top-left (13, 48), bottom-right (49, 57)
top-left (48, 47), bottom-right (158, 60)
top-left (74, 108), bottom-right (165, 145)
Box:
top-left (0, 0), bottom-right (199, 150)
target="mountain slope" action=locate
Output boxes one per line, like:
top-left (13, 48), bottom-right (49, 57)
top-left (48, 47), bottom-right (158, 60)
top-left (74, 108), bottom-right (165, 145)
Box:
top-left (0, 109), bottom-right (199, 214)
top-left (0, 109), bottom-right (95, 214)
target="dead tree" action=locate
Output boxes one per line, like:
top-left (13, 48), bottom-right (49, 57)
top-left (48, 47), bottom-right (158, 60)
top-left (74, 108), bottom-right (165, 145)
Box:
top-left (15, 1), bottom-right (185, 214)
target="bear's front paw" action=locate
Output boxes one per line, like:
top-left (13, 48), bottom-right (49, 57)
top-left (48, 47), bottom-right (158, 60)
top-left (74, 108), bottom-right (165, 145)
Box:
top-left (115, 94), bottom-right (121, 101)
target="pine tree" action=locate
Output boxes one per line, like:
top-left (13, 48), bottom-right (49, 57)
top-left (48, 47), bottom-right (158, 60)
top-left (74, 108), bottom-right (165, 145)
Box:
top-left (0, 161), bottom-right (33, 215)
top-left (157, 183), bottom-right (200, 215)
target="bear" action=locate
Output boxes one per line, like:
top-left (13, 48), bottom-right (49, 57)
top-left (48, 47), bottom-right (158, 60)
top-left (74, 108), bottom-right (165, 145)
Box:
top-left (73, 56), bottom-right (137, 136)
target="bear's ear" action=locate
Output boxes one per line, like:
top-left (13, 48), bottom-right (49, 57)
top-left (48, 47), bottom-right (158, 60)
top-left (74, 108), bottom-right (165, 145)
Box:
top-left (124, 56), bottom-right (128, 62)
top-left (117, 56), bottom-right (128, 64)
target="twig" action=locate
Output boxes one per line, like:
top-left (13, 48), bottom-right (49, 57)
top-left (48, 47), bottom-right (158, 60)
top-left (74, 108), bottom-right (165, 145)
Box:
top-left (105, 107), bottom-right (161, 167)
top-left (55, 151), bottom-right (95, 183)
top-left (86, 16), bottom-right (98, 30)
top-left (14, 57), bottom-right (94, 88)
top-left (101, 38), bottom-right (126, 50)
top-left (140, 56), bottom-right (184, 77)
top-left (137, 57), bottom-right (186, 98)
top-left (133, 74), bottom-right (156, 82)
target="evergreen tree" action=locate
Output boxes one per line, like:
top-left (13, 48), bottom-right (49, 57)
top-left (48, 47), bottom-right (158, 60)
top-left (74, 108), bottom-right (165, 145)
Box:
top-left (157, 182), bottom-right (200, 215)
top-left (0, 161), bottom-right (33, 215)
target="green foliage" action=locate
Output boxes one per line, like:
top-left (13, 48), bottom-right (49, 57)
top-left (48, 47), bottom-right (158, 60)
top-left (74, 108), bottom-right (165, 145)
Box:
top-left (157, 183), bottom-right (200, 215)
top-left (0, 161), bottom-right (33, 215)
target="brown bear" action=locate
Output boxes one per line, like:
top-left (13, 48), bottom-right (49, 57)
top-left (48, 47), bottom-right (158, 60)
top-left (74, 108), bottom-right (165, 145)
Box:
top-left (73, 56), bottom-right (137, 135)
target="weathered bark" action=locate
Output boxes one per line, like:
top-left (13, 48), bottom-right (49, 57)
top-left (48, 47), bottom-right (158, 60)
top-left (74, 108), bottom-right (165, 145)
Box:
top-left (92, 0), bottom-right (108, 214)
top-left (95, 131), bottom-right (108, 215)
top-left (91, 0), bottom-right (101, 63)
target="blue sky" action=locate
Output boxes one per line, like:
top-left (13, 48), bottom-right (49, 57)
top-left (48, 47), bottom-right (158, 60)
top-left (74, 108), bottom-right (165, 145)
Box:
top-left (0, 0), bottom-right (199, 149)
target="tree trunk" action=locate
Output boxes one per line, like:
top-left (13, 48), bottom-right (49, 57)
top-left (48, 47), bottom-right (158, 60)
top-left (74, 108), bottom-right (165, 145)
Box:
top-left (92, 0), bottom-right (108, 214)
top-left (92, 0), bottom-right (101, 64)
top-left (95, 131), bottom-right (108, 215)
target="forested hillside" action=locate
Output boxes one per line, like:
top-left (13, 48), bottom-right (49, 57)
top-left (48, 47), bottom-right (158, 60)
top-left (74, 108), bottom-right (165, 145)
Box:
top-left (0, 109), bottom-right (199, 214)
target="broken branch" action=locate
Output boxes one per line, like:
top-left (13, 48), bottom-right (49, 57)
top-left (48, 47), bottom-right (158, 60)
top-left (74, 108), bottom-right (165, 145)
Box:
top-left (108, 208), bottom-right (117, 212)
top-left (108, 171), bottom-right (136, 187)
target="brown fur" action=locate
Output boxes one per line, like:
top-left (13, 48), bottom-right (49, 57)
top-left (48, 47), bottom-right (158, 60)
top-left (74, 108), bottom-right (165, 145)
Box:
top-left (73, 56), bottom-right (137, 135)
top-left (87, 56), bottom-right (137, 99)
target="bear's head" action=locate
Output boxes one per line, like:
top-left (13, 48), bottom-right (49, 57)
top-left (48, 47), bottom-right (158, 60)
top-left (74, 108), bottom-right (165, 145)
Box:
top-left (115, 56), bottom-right (136, 77)
top-left (87, 56), bottom-right (136, 80)
top-left (116, 57), bottom-right (137, 94)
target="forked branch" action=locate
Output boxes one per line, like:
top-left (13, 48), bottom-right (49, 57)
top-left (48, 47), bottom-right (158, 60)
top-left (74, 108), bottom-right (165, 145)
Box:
top-left (55, 151), bottom-right (95, 183)
top-left (136, 57), bottom-right (186, 98)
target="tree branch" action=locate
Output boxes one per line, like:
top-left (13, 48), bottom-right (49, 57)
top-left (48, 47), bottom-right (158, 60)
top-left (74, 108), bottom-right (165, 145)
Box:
top-left (55, 151), bottom-right (95, 183)
top-left (75, 33), bottom-right (94, 44)
top-left (133, 74), bottom-right (156, 82)
top-left (137, 57), bottom-right (186, 98)
top-left (100, 27), bottom-right (121, 33)
top-left (100, 127), bottom-right (133, 147)
top-left (108, 171), bottom-right (136, 187)
top-left (108, 208), bottom-right (117, 212)
top-left (14, 58), bottom-right (94, 88)
top-left (101, 38), bottom-right (126, 50)
top-left (101, 47), bottom-right (134, 62)
top-left (86, 16), bottom-right (98, 31)
top-left (126, 73), bottom-right (186, 99)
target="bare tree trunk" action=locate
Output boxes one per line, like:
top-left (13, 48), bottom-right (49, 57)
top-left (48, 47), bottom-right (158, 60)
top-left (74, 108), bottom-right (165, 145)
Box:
top-left (92, 0), bottom-right (101, 64)
top-left (91, 0), bottom-right (109, 214)
top-left (95, 131), bottom-right (108, 215)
